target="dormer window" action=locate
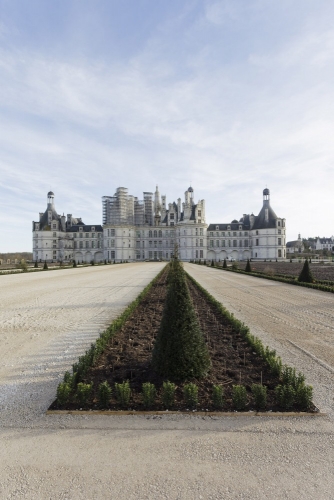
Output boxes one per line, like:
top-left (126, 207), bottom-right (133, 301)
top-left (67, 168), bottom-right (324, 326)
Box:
top-left (239, 225), bottom-right (242, 230)
top-left (227, 225), bottom-right (231, 230)
top-left (92, 226), bottom-right (95, 232)
top-left (79, 227), bottom-right (83, 232)
top-left (216, 225), bottom-right (219, 230)
top-left (278, 221), bottom-right (281, 226)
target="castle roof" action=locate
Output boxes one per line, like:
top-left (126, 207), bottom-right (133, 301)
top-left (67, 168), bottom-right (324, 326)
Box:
top-left (252, 205), bottom-right (278, 230)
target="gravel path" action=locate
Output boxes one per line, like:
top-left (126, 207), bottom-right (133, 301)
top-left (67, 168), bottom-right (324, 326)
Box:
top-left (0, 263), bottom-right (333, 499)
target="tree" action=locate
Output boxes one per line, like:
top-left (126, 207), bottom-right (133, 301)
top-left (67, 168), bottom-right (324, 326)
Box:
top-left (223, 258), bottom-right (227, 269)
top-left (298, 259), bottom-right (314, 283)
top-left (152, 259), bottom-right (211, 381)
top-left (43, 260), bottom-right (48, 270)
top-left (245, 259), bottom-right (251, 272)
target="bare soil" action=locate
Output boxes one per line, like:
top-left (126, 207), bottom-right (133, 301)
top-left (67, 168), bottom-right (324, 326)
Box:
top-left (51, 268), bottom-right (314, 412)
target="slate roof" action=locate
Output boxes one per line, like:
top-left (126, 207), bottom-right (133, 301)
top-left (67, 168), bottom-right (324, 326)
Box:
top-left (38, 207), bottom-right (60, 230)
top-left (252, 204), bottom-right (278, 230)
top-left (67, 224), bottom-right (103, 233)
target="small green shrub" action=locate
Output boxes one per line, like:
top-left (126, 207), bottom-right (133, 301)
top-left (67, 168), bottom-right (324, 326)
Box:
top-left (115, 380), bottom-right (131, 408)
top-left (275, 384), bottom-right (295, 409)
top-left (232, 385), bottom-right (247, 410)
top-left (141, 382), bottom-right (156, 409)
top-left (183, 383), bottom-right (198, 408)
top-left (98, 381), bottom-right (112, 407)
top-left (211, 259), bottom-right (215, 267)
top-left (161, 381), bottom-right (176, 408)
top-left (232, 262), bottom-right (238, 270)
top-left (91, 260), bottom-right (95, 266)
top-left (251, 384), bottom-right (267, 410)
top-left (245, 259), bottom-right (251, 272)
top-left (76, 382), bottom-right (92, 405)
top-left (73, 260), bottom-right (77, 268)
top-left (43, 260), bottom-right (48, 270)
top-left (295, 384), bottom-right (313, 410)
top-left (57, 382), bottom-right (71, 405)
top-left (223, 258), bottom-right (227, 269)
top-left (212, 384), bottom-right (224, 409)
top-left (34, 261), bottom-right (38, 268)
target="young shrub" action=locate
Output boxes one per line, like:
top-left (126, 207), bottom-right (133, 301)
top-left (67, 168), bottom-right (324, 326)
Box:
top-left (115, 380), bottom-right (131, 408)
top-left (91, 260), bottom-right (95, 266)
top-left (232, 262), bottom-right (238, 270)
top-left (211, 259), bottom-right (215, 267)
top-left (183, 383), bottom-right (198, 409)
top-left (251, 384), bottom-right (267, 410)
top-left (43, 260), bottom-right (48, 270)
top-left (104, 259), bottom-right (107, 265)
top-left (141, 382), bottom-right (156, 409)
top-left (98, 381), bottom-right (112, 408)
top-left (266, 355), bottom-right (282, 377)
top-left (76, 382), bottom-right (92, 405)
top-left (212, 384), bottom-right (224, 409)
top-left (34, 261), bottom-right (38, 268)
top-left (295, 384), bottom-right (313, 410)
top-left (152, 260), bottom-right (210, 381)
top-left (298, 259), bottom-right (314, 283)
top-left (56, 382), bottom-right (71, 405)
top-left (161, 381), bottom-right (176, 409)
top-left (275, 384), bottom-right (295, 409)
top-left (223, 258), bottom-right (227, 269)
top-left (73, 260), bottom-right (77, 268)
top-left (232, 385), bottom-right (247, 410)
top-left (245, 259), bottom-right (251, 272)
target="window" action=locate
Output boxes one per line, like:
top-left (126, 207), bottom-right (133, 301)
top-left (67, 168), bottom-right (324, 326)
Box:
top-left (52, 223), bottom-right (57, 229)
top-left (196, 239), bottom-right (198, 247)
top-left (91, 233), bottom-right (95, 238)
top-left (110, 229), bottom-right (115, 236)
top-left (170, 213), bottom-right (174, 220)
top-left (222, 240), bottom-right (225, 247)
top-left (111, 251), bottom-right (115, 259)
top-left (256, 239), bottom-right (259, 246)
top-left (216, 240), bottom-right (219, 247)
top-left (92, 227), bottom-right (95, 232)
top-left (209, 231), bottom-right (213, 237)
top-left (200, 239), bottom-right (203, 247)
top-left (154, 230), bottom-right (157, 238)
top-left (227, 225), bottom-right (231, 230)
top-left (158, 230), bottom-right (162, 237)
top-left (256, 230), bottom-right (258, 235)
top-left (53, 232), bottom-right (56, 237)
top-left (228, 240), bottom-right (231, 247)
top-left (110, 240), bottom-right (115, 247)
top-left (278, 229), bottom-right (281, 234)
top-left (210, 240), bottom-right (213, 247)
top-left (79, 227), bottom-right (83, 232)
top-left (239, 240), bottom-right (242, 247)
top-left (244, 240), bottom-right (248, 247)
top-left (221, 232), bottom-right (225, 237)
top-left (149, 230), bottom-right (152, 237)
top-left (278, 238), bottom-right (282, 245)
top-left (86, 233), bottom-right (89, 238)
top-left (216, 232), bottom-right (219, 237)
top-left (170, 222), bottom-right (174, 226)
top-left (79, 242), bottom-right (83, 248)
top-left (86, 241), bottom-right (89, 248)
top-left (136, 231), bottom-right (140, 238)
top-left (233, 232), bottom-right (237, 237)
top-left (136, 241), bottom-right (140, 248)
top-left (228, 232), bottom-right (231, 237)
top-left (53, 240), bottom-right (56, 244)
top-left (244, 232), bottom-right (248, 236)
top-left (233, 240), bottom-right (237, 247)
top-left (200, 250), bottom-right (203, 258)
top-left (136, 253), bottom-right (140, 260)
top-left (239, 225), bottom-right (242, 230)
top-left (278, 249), bottom-right (282, 257)
top-left (149, 241), bottom-right (152, 248)
top-left (278, 221), bottom-right (281, 226)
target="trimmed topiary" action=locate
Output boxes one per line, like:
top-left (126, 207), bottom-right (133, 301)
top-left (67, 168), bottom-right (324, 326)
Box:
top-left (223, 258), bottom-right (227, 269)
top-left (211, 259), bottom-right (215, 267)
top-left (73, 260), bottom-right (77, 268)
top-left (298, 259), bottom-right (314, 283)
top-left (152, 259), bottom-right (211, 381)
top-left (43, 260), bottom-right (48, 270)
top-left (245, 259), bottom-right (251, 272)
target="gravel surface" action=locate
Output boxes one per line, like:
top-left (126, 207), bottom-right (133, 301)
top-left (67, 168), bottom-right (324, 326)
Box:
top-left (0, 263), bottom-right (333, 499)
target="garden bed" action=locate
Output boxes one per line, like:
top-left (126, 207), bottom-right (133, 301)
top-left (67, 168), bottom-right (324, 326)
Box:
top-left (50, 266), bottom-right (317, 413)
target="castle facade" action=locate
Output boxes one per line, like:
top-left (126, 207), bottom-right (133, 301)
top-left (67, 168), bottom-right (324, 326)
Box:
top-left (32, 187), bottom-right (286, 263)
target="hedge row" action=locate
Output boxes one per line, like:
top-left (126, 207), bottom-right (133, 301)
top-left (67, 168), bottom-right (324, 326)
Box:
top-left (58, 265), bottom-right (167, 390)
top-left (186, 272), bottom-right (313, 410)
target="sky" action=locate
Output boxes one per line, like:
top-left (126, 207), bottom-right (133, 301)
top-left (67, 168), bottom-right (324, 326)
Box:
top-left (0, 0), bottom-right (333, 251)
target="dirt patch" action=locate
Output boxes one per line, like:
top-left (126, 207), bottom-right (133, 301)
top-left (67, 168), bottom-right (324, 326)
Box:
top-left (50, 269), bottom-right (313, 412)
top-left (240, 261), bottom-right (334, 282)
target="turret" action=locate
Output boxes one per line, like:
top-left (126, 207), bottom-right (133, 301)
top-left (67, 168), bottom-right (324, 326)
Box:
top-left (47, 191), bottom-right (55, 209)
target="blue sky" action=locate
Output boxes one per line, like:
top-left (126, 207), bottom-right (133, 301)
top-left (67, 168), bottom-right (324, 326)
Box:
top-left (1, 0), bottom-right (333, 251)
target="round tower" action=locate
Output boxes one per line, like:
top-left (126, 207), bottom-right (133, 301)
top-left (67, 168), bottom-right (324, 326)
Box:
top-left (47, 191), bottom-right (55, 208)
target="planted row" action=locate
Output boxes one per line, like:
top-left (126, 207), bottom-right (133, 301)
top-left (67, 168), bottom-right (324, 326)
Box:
top-left (57, 378), bottom-right (313, 411)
